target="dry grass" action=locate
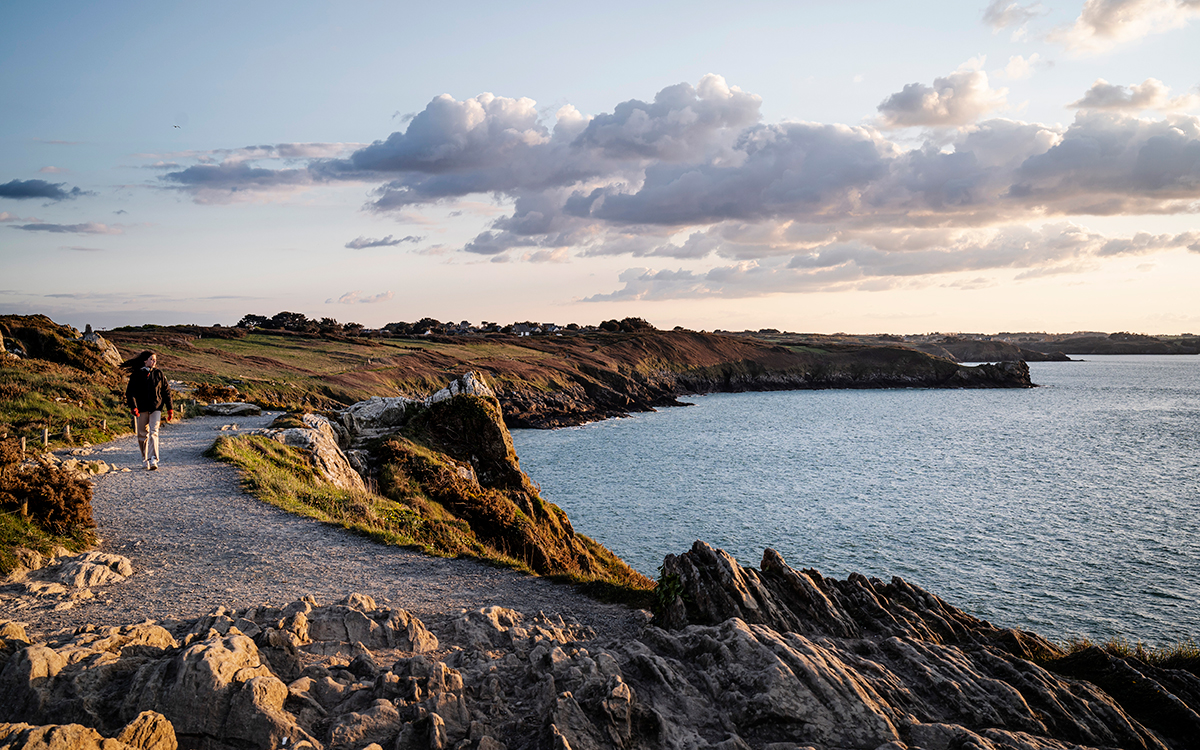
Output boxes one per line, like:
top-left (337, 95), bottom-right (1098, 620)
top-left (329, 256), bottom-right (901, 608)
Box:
top-left (208, 433), bottom-right (654, 605)
top-left (1062, 636), bottom-right (1200, 674)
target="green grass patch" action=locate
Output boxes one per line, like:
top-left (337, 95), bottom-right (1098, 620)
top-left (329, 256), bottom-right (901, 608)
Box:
top-left (207, 432), bottom-right (654, 606)
top-left (206, 434), bottom-right (532, 571)
top-left (0, 509), bottom-right (94, 575)
top-left (0, 357), bottom-right (130, 450)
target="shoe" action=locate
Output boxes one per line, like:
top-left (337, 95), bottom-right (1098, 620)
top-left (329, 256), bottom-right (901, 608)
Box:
top-left (149, 460), bottom-right (159, 471)
top-left (144, 461), bottom-right (151, 471)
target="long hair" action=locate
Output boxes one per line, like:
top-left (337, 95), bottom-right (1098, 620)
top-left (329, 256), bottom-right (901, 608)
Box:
top-left (120, 350), bottom-right (154, 371)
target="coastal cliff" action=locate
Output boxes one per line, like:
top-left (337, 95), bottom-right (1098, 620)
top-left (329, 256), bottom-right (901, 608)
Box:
top-left (473, 333), bottom-right (1033, 429)
top-left (3, 543), bottom-right (1197, 750)
top-left (92, 322), bottom-right (1034, 430)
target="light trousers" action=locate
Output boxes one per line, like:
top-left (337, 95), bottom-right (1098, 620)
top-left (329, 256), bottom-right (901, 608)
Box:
top-left (135, 410), bottom-right (162, 462)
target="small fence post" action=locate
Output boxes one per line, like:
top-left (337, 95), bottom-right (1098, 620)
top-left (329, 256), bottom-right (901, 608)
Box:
top-left (63, 424), bottom-right (71, 442)
top-left (20, 436), bottom-right (26, 453)
top-left (42, 428), bottom-right (49, 447)
top-left (101, 419), bottom-right (107, 431)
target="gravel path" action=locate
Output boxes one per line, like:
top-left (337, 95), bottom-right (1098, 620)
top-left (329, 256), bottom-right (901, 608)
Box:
top-left (15, 413), bottom-right (648, 640)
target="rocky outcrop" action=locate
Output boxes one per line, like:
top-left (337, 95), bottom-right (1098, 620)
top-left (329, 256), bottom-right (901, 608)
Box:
top-left (249, 414), bottom-right (366, 493)
top-left (490, 336), bottom-right (1035, 429)
top-left (82, 325), bottom-right (123, 369)
top-left (5, 549), bottom-right (1199, 750)
top-left (1, 552), bottom-right (135, 618)
top-left (0, 712), bottom-right (176, 750)
top-left (202, 403), bottom-right (262, 417)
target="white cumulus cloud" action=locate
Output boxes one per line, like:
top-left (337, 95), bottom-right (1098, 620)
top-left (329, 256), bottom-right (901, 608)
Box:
top-left (1048, 0), bottom-right (1200, 53)
top-left (876, 60), bottom-right (1009, 128)
top-left (1069, 78), bottom-right (1200, 111)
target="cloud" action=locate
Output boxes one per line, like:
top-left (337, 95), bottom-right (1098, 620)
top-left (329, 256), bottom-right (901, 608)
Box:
top-left (344, 234), bottom-right (423, 249)
top-left (1002, 54), bottom-right (1042, 80)
top-left (158, 161), bottom-right (313, 203)
top-left (585, 224), bottom-right (1200, 300)
top-left (150, 76), bottom-right (1200, 268)
top-left (983, 0), bottom-right (1046, 29)
top-left (60, 246), bottom-right (106, 252)
top-left (38, 166), bottom-right (68, 174)
top-left (1068, 78), bottom-right (1200, 111)
top-left (876, 60), bottom-right (1008, 128)
top-left (0, 179), bottom-right (91, 201)
top-left (326, 290), bottom-right (395, 304)
top-left (45, 292), bottom-right (167, 300)
top-left (1048, 0), bottom-right (1200, 53)
top-left (315, 74), bottom-right (760, 211)
top-left (9, 222), bottom-right (122, 235)
top-left (0, 211), bottom-right (39, 223)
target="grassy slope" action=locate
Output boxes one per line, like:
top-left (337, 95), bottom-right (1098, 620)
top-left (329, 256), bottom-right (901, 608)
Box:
top-left (104, 328), bottom-right (975, 422)
top-left (1, 316), bottom-right (131, 449)
top-left (209, 430), bottom-right (653, 603)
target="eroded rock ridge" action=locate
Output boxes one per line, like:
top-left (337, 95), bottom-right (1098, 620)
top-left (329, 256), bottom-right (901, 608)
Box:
top-left (5, 544), bottom-right (1199, 750)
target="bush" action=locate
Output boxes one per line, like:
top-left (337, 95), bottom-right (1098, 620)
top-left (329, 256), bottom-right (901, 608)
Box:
top-left (0, 439), bottom-right (95, 534)
top-left (195, 382), bottom-right (239, 402)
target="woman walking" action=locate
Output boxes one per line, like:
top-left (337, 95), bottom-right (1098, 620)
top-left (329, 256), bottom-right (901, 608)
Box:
top-left (121, 350), bottom-right (173, 470)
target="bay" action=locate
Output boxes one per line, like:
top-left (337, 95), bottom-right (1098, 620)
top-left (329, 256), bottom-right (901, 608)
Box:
top-left (511, 355), bottom-right (1200, 645)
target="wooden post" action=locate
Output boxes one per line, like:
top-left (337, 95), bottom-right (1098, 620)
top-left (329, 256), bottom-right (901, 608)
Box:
top-left (19, 501), bottom-right (28, 519)
top-left (101, 419), bottom-right (107, 431)
top-left (63, 424), bottom-right (71, 442)
top-left (42, 428), bottom-right (49, 447)
top-left (20, 436), bottom-right (26, 453)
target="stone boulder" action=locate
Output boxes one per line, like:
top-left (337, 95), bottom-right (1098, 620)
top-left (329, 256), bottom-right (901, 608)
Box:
top-left (249, 415), bottom-right (365, 493)
top-left (202, 403), bottom-right (262, 417)
top-left (0, 711), bottom-right (176, 750)
top-left (5, 570), bottom-right (1197, 750)
top-left (426, 371), bottom-right (495, 404)
top-left (337, 397), bottom-right (420, 441)
top-left (56, 553), bottom-right (133, 588)
top-left (81, 325), bottom-right (122, 369)
top-left (1, 552), bottom-right (135, 618)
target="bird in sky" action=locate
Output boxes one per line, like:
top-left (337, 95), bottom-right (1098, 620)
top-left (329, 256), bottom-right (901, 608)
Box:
top-left (173, 125), bottom-right (180, 128)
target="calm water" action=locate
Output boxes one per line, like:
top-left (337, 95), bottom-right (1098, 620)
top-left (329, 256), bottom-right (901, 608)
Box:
top-left (512, 356), bottom-right (1200, 645)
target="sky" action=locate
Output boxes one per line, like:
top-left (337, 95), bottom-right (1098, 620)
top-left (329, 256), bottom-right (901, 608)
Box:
top-left (2, 0), bottom-right (1199, 334)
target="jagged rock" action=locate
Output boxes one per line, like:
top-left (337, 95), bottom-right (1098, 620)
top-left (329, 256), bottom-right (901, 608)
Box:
top-left (113, 713), bottom-right (176, 750)
top-left (337, 397), bottom-right (419, 440)
top-left (427, 371), bottom-right (495, 404)
top-left (304, 599), bottom-right (437, 653)
top-left (249, 415), bottom-right (366, 493)
top-left (0, 722), bottom-right (136, 750)
top-left (81, 326), bottom-right (122, 369)
top-left (202, 403), bottom-right (262, 417)
top-left (5, 564), bottom-right (1198, 750)
top-left (56, 553), bottom-right (133, 588)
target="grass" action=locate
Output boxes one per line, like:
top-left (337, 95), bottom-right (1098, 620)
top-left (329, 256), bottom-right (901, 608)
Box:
top-left (0, 357), bottom-right (131, 451)
top-left (1060, 636), bottom-right (1200, 674)
top-left (205, 434), bottom-right (501, 561)
top-left (0, 508), bottom-right (95, 575)
top-left (207, 433), bottom-right (654, 606)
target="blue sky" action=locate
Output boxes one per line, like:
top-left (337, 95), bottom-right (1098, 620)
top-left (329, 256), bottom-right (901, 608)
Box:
top-left (3, 0), bottom-right (1199, 333)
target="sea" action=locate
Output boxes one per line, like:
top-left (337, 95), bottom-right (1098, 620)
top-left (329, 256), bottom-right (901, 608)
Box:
top-left (511, 355), bottom-right (1200, 646)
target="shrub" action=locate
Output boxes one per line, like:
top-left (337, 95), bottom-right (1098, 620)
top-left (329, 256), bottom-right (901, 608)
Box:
top-left (195, 382), bottom-right (239, 402)
top-left (0, 440), bottom-right (95, 534)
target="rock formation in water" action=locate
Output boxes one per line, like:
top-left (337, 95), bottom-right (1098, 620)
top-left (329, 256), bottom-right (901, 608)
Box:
top-left (5, 543), bottom-right (1199, 750)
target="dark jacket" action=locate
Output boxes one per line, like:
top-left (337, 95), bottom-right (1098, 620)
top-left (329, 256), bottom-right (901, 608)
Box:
top-left (126, 368), bottom-right (172, 412)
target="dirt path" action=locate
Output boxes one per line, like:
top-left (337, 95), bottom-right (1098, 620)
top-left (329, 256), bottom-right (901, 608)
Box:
top-left (13, 413), bottom-right (648, 640)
